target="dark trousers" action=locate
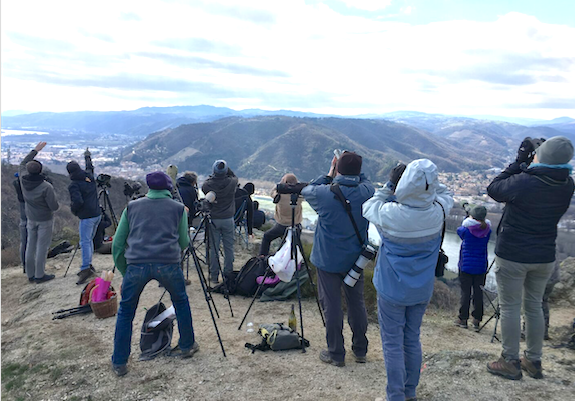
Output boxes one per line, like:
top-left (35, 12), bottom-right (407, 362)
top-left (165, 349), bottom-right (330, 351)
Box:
top-left (259, 223), bottom-right (301, 256)
top-left (458, 271), bottom-right (486, 321)
top-left (317, 268), bottom-right (368, 363)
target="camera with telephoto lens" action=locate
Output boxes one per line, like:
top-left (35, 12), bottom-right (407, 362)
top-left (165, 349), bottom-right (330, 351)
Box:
top-left (123, 181), bottom-right (142, 198)
top-left (196, 191), bottom-right (216, 213)
top-left (344, 244), bottom-right (377, 287)
top-left (276, 182), bottom-right (309, 195)
top-left (96, 174), bottom-right (112, 188)
top-left (525, 137), bottom-right (545, 151)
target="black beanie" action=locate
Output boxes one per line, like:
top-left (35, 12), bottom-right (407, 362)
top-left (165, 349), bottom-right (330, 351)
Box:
top-left (66, 161), bottom-right (82, 175)
top-left (337, 152), bottom-right (362, 176)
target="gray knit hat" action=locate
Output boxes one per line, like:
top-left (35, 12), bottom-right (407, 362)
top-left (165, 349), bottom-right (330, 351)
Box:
top-left (536, 136), bottom-right (574, 165)
top-left (26, 160), bottom-right (42, 175)
top-left (212, 160), bottom-right (228, 176)
top-left (470, 206), bottom-right (487, 221)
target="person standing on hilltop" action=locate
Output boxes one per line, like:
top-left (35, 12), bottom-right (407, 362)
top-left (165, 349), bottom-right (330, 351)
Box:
top-left (486, 136), bottom-right (574, 380)
top-left (66, 148), bottom-right (102, 285)
top-left (363, 159), bottom-right (454, 401)
top-left (454, 205), bottom-right (491, 331)
top-left (18, 141), bottom-right (59, 283)
top-left (111, 171), bottom-right (197, 377)
top-left (301, 152), bottom-right (375, 367)
top-left (201, 160), bottom-right (238, 284)
top-left (259, 173), bottom-right (303, 256)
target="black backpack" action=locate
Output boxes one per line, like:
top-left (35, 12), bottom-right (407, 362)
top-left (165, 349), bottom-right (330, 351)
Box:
top-left (139, 302), bottom-right (175, 361)
top-left (235, 257), bottom-right (267, 296)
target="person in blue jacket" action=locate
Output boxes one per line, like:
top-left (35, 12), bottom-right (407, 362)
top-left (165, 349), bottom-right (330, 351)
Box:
top-left (454, 205), bottom-right (491, 331)
top-left (363, 159), bottom-right (454, 401)
top-left (301, 151), bottom-right (375, 367)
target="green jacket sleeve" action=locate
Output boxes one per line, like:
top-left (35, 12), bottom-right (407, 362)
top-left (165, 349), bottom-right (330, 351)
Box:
top-left (112, 209), bottom-right (129, 276)
top-left (178, 211), bottom-right (190, 250)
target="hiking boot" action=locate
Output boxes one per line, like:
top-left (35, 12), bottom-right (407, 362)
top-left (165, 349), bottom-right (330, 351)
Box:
top-left (76, 268), bottom-right (94, 285)
top-left (28, 277), bottom-right (35, 283)
top-left (454, 319), bottom-right (468, 329)
top-left (77, 265), bottom-right (96, 276)
top-left (112, 363), bottom-right (128, 377)
top-left (35, 274), bottom-right (55, 283)
top-left (520, 355), bottom-right (543, 379)
top-left (353, 353), bottom-right (367, 363)
top-left (169, 342), bottom-right (199, 359)
top-left (472, 319), bottom-right (481, 332)
top-left (487, 357), bottom-right (522, 380)
top-left (319, 350), bottom-right (345, 367)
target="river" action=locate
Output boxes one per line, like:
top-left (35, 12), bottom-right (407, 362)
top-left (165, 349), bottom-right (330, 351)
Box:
top-left (254, 195), bottom-right (497, 289)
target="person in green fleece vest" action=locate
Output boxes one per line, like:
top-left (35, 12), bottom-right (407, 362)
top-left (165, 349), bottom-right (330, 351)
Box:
top-left (111, 171), bottom-right (197, 377)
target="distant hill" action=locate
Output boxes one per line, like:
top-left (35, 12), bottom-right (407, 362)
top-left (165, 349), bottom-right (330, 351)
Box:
top-left (124, 116), bottom-right (499, 182)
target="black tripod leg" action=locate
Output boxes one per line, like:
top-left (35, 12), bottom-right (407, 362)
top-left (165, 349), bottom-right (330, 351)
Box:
top-left (237, 267), bottom-right (272, 330)
top-left (206, 219), bottom-right (234, 317)
top-left (491, 305), bottom-right (501, 343)
top-left (190, 246), bottom-right (220, 319)
top-left (63, 243), bottom-right (80, 277)
top-left (295, 238), bottom-right (325, 327)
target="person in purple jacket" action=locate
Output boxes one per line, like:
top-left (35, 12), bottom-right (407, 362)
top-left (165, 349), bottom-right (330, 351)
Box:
top-left (455, 205), bottom-right (491, 331)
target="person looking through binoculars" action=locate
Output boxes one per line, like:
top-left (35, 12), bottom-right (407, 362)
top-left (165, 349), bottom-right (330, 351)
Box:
top-left (259, 173), bottom-right (303, 256)
top-left (486, 136), bottom-right (574, 380)
top-left (301, 151), bottom-right (375, 367)
top-left (176, 171), bottom-right (199, 225)
top-left (201, 160), bottom-right (238, 284)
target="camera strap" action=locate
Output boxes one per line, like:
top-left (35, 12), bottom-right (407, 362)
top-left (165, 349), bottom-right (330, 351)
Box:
top-left (435, 200), bottom-right (446, 247)
top-left (330, 184), bottom-right (364, 247)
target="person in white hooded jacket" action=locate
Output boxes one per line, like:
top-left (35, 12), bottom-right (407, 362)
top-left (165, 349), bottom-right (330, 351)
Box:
top-left (363, 159), bottom-right (453, 401)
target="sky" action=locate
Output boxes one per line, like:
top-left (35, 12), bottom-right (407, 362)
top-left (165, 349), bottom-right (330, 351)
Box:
top-left (1, 0), bottom-right (574, 119)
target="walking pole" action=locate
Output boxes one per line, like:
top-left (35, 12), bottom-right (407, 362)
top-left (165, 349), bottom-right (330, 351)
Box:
top-left (63, 243), bottom-right (80, 277)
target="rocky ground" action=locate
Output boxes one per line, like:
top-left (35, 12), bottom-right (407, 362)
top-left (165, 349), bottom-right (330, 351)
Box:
top-left (2, 244), bottom-right (575, 401)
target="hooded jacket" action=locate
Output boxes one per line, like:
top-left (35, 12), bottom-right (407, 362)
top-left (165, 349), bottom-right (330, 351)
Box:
top-left (201, 170), bottom-right (239, 220)
top-left (68, 161), bottom-right (100, 219)
top-left (301, 173), bottom-right (375, 273)
top-left (487, 161), bottom-right (574, 263)
top-left (363, 159), bottom-right (454, 306)
top-left (457, 217), bottom-right (491, 275)
top-left (19, 150), bottom-right (59, 222)
top-left (177, 176), bottom-right (198, 219)
top-left (234, 186), bottom-right (254, 235)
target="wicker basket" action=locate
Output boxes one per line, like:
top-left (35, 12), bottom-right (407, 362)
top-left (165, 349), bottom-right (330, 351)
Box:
top-left (90, 294), bottom-right (118, 319)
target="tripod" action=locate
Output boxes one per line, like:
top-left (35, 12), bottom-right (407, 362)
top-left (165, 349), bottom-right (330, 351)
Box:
top-left (237, 192), bottom-right (325, 352)
top-left (98, 184), bottom-right (119, 229)
top-left (477, 259), bottom-right (500, 343)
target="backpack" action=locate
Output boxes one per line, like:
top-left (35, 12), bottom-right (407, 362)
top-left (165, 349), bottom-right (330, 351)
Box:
top-left (245, 323), bottom-right (310, 353)
top-left (139, 302), bottom-right (175, 361)
top-left (47, 240), bottom-right (74, 259)
top-left (235, 257), bottom-right (267, 296)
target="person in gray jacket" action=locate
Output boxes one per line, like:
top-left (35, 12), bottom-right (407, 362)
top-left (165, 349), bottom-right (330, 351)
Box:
top-left (19, 142), bottom-right (59, 283)
top-left (201, 160), bottom-right (238, 284)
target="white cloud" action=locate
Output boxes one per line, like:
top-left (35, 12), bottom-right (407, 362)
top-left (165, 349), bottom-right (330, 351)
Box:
top-left (1, 1), bottom-right (574, 119)
top-left (340, 0), bottom-right (393, 12)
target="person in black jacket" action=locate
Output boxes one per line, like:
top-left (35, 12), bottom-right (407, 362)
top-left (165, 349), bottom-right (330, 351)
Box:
top-left (67, 148), bottom-right (101, 285)
top-left (486, 136), bottom-right (574, 380)
top-left (201, 160), bottom-right (238, 284)
top-left (177, 171), bottom-right (199, 225)
top-left (13, 173), bottom-right (27, 273)
top-left (234, 182), bottom-right (254, 238)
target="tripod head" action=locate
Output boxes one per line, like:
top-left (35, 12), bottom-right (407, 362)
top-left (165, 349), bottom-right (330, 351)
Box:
top-left (96, 173), bottom-right (112, 188)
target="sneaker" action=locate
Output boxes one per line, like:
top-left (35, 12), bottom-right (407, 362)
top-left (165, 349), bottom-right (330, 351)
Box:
top-left (472, 319), bottom-right (481, 332)
top-left (353, 353), bottom-right (367, 363)
top-left (454, 319), bottom-right (468, 329)
top-left (77, 265), bottom-right (97, 276)
top-left (35, 274), bottom-right (55, 283)
top-left (76, 268), bottom-right (94, 285)
top-left (169, 342), bottom-right (200, 359)
top-left (112, 363), bottom-right (128, 377)
top-left (520, 355), bottom-right (543, 379)
top-left (487, 357), bottom-right (522, 380)
top-left (319, 350), bottom-right (345, 367)
top-left (28, 277), bottom-right (35, 283)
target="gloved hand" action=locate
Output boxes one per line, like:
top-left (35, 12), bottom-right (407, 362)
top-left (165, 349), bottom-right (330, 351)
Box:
top-left (390, 163), bottom-right (407, 187)
top-left (516, 137), bottom-right (536, 164)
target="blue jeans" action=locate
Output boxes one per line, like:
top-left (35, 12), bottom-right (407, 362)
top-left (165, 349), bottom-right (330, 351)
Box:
top-left (112, 263), bottom-right (195, 366)
top-left (377, 296), bottom-right (428, 401)
top-left (79, 215), bottom-right (101, 271)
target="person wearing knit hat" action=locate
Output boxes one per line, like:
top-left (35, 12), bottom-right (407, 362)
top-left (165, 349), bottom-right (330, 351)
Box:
top-left (67, 148), bottom-right (102, 285)
top-left (201, 160), bottom-right (239, 283)
top-left (18, 142), bottom-right (59, 284)
top-left (112, 169), bottom-right (196, 376)
top-left (301, 152), bottom-right (375, 368)
top-left (487, 137), bottom-right (574, 381)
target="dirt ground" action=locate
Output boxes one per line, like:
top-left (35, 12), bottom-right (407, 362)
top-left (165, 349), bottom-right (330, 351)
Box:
top-left (2, 247), bottom-right (575, 401)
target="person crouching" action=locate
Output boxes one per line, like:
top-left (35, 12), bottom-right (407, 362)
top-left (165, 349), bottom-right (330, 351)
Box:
top-left (111, 171), bottom-right (198, 376)
top-left (454, 206), bottom-right (491, 331)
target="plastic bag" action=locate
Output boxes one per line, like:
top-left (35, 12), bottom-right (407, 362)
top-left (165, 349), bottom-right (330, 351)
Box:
top-left (268, 229), bottom-right (302, 283)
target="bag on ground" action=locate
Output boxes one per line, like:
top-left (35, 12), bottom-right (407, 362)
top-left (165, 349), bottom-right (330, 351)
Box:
top-left (245, 323), bottom-right (310, 353)
top-left (139, 302), bottom-right (175, 361)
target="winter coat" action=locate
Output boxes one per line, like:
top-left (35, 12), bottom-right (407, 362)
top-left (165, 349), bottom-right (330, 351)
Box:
top-left (363, 159), bottom-right (454, 306)
top-left (201, 171), bottom-right (239, 220)
top-left (19, 150), bottom-right (59, 222)
top-left (271, 189), bottom-right (303, 226)
top-left (457, 217), bottom-right (491, 275)
top-left (487, 162), bottom-right (574, 264)
top-left (234, 187), bottom-right (254, 234)
top-left (177, 177), bottom-right (198, 219)
top-left (68, 169), bottom-right (100, 219)
top-left (301, 173), bottom-right (375, 274)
